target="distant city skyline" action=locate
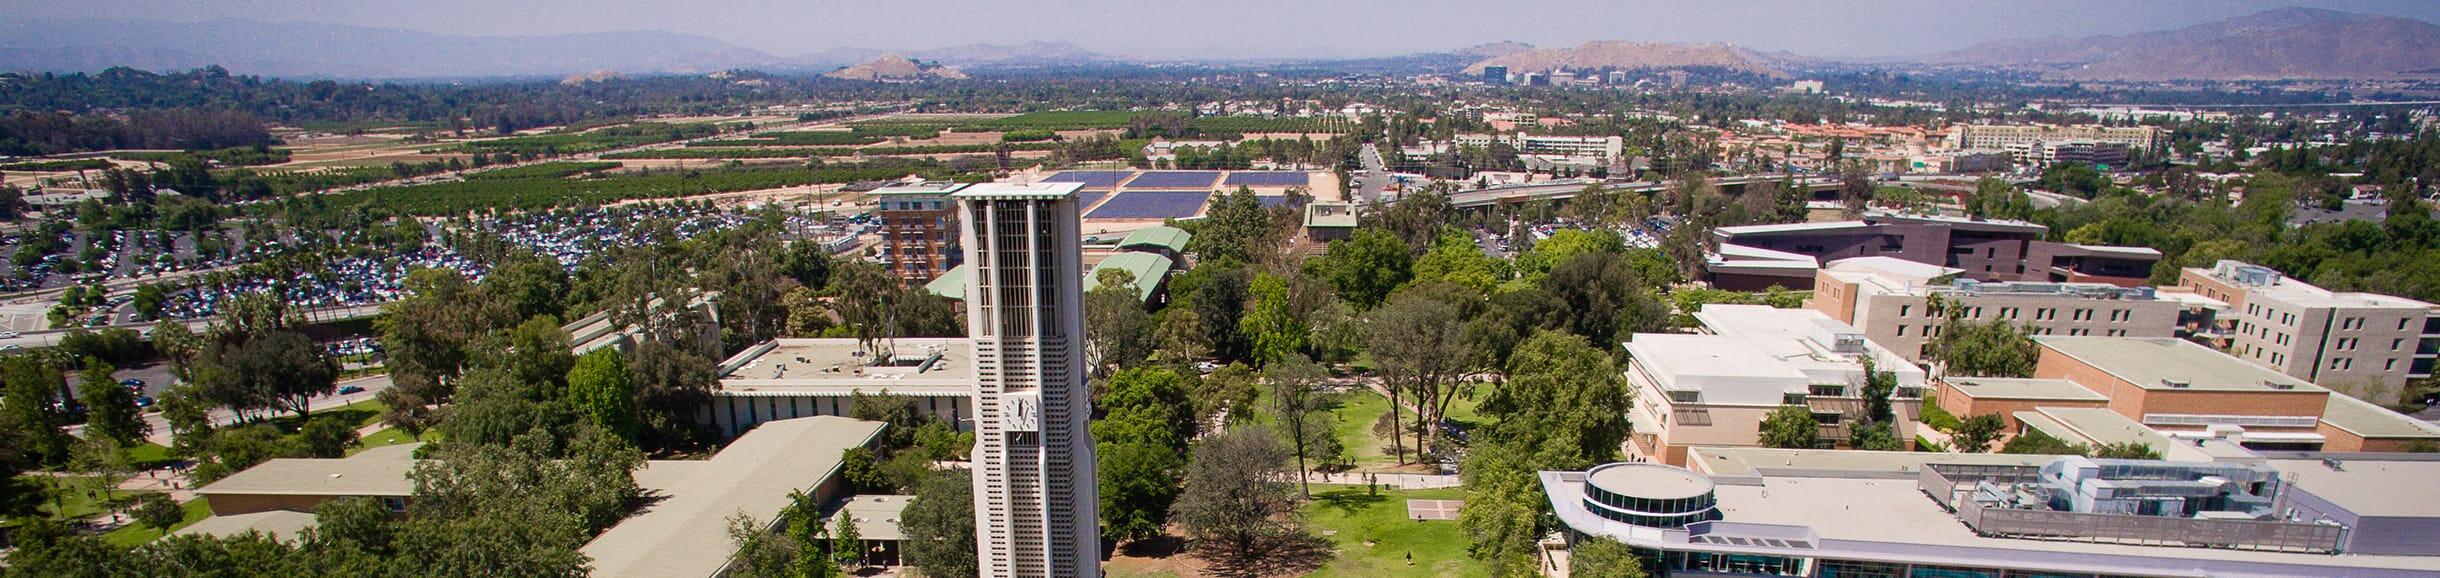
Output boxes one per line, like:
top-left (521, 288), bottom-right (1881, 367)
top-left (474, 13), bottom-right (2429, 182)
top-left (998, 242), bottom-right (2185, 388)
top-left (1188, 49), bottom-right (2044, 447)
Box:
top-left (11, 0), bottom-right (2440, 61)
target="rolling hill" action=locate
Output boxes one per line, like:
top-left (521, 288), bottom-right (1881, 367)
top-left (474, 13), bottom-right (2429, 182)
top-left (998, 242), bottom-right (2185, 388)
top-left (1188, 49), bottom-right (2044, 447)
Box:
top-left (1462, 41), bottom-right (1792, 78)
top-left (1923, 8), bottom-right (2440, 80)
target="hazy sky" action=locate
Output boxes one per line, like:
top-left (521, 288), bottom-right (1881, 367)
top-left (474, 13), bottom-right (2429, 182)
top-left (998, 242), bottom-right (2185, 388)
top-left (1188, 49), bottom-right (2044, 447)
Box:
top-left (12, 0), bottom-right (2440, 60)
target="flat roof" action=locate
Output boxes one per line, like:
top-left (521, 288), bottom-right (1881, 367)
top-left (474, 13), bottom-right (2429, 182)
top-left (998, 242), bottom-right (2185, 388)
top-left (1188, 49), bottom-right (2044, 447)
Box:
top-left (1687, 447), bottom-right (2055, 478)
top-left (1622, 334), bottom-right (1809, 387)
top-left (2035, 337), bottom-right (2323, 393)
top-left (1088, 252), bottom-right (1173, 303)
top-left (583, 416), bottom-right (887, 578)
top-left (1944, 377), bottom-right (2107, 401)
top-left (867, 181), bottom-right (970, 196)
top-left (1542, 467), bottom-right (2440, 576)
top-left (2190, 266), bottom-right (2438, 309)
top-left (171, 510), bottom-right (320, 543)
top-left (954, 181), bottom-right (1082, 200)
top-left (1305, 202), bottom-right (1359, 228)
top-left (834, 494), bottom-right (913, 541)
top-left (2020, 407), bottom-right (2172, 448)
top-left (1714, 220), bottom-right (1871, 237)
top-left (2318, 393), bottom-right (2440, 439)
top-left (718, 338), bottom-right (973, 394)
top-left (195, 444), bottom-right (421, 497)
top-left (1116, 225), bottom-right (1192, 253)
top-left (1587, 463), bottom-right (1713, 500)
top-left (1824, 256), bottom-right (1961, 284)
top-left (2269, 458), bottom-right (2440, 517)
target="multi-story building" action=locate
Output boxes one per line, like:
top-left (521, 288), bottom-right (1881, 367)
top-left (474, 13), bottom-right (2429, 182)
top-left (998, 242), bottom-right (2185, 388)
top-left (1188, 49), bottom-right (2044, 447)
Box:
top-left (1480, 65), bottom-right (1508, 85)
top-left (1947, 123), bottom-right (2164, 153)
top-left (1936, 336), bottom-right (2440, 453)
top-left (1543, 452), bottom-right (2440, 577)
top-left (2175, 260), bottom-right (2440, 404)
top-left (704, 337), bottom-right (975, 436)
top-left (1707, 212), bottom-right (2160, 291)
top-left (2007, 139), bottom-right (2137, 169)
top-left (1453, 132), bottom-right (1627, 161)
top-left (872, 180), bottom-right (969, 285)
top-left (1809, 257), bottom-right (2181, 362)
top-left (1621, 304), bottom-right (1928, 465)
top-left (954, 182), bottom-right (1100, 578)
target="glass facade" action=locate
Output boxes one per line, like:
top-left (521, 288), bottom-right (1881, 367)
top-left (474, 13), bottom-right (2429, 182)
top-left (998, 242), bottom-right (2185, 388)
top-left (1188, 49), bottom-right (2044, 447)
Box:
top-left (1582, 482), bottom-right (1720, 528)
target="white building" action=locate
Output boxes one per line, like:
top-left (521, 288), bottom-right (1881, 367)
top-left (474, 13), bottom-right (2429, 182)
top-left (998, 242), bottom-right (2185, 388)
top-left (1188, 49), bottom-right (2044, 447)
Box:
top-left (1809, 257), bottom-right (2183, 363)
top-left (1453, 132), bottom-right (1627, 161)
top-left (955, 182), bottom-right (1101, 578)
top-left (1622, 304), bottom-right (1928, 465)
top-left (2176, 260), bottom-right (2440, 404)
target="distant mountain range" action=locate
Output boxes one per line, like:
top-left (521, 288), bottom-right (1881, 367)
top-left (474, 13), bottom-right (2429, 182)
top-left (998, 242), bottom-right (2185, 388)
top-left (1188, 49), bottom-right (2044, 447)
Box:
top-left (0, 18), bottom-right (1111, 79)
top-left (1923, 7), bottom-right (2440, 80)
top-left (822, 55), bottom-right (969, 82)
top-left (1462, 41), bottom-right (1800, 78)
top-left (1, 9), bottom-right (2433, 81)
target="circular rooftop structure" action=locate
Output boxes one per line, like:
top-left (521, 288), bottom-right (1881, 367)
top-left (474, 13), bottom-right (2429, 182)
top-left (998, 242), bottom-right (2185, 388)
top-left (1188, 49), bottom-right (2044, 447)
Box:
top-left (1582, 463), bottom-right (1721, 528)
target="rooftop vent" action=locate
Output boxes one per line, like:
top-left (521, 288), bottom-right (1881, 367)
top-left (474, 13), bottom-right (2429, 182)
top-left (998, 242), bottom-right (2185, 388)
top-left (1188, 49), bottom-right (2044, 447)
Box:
top-left (2264, 380), bottom-right (2295, 390)
top-left (2160, 378), bottom-right (2191, 389)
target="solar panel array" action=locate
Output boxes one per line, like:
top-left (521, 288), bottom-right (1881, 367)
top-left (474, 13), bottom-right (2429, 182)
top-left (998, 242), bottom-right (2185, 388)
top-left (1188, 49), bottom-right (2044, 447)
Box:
top-left (1223, 172), bottom-right (1310, 187)
top-left (1124, 171), bottom-right (1222, 189)
top-left (1075, 192), bottom-right (1109, 211)
top-left (1087, 192), bottom-right (1211, 219)
top-left (1043, 171), bottom-right (1130, 189)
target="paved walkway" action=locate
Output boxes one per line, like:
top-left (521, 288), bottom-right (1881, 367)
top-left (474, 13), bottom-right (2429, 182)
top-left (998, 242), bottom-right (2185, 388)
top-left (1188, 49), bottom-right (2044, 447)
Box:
top-left (1307, 471), bottom-right (1460, 489)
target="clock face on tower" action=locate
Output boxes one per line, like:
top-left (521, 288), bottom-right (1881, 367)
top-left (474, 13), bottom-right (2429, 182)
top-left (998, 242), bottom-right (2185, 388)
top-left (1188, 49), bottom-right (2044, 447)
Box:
top-left (1000, 392), bottom-right (1041, 432)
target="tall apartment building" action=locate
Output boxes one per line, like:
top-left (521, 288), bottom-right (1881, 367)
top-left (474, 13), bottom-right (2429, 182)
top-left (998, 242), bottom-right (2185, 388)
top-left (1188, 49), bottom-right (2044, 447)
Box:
top-left (1452, 132), bottom-right (1627, 161)
top-left (2006, 139), bottom-right (2137, 169)
top-left (1480, 65), bottom-right (1508, 85)
top-left (1706, 212), bottom-right (2160, 291)
top-left (2175, 260), bottom-right (2440, 404)
top-left (1621, 304), bottom-right (1928, 465)
top-left (1947, 124), bottom-right (2164, 153)
top-left (1810, 257), bottom-right (2181, 363)
top-left (873, 181), bottom-right (969, 285)
top-left (954, 182), bottom-right (1100, 578)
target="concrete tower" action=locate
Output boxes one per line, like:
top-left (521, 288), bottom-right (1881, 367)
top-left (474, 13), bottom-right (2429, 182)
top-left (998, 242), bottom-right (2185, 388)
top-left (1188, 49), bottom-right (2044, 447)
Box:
top-left (955, 182), bottom-right (1101, 578)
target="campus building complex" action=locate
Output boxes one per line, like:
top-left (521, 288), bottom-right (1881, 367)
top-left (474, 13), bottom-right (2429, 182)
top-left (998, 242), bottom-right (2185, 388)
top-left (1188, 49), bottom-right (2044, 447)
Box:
top-left (955, 182), bottom-right (1101, 578)
top-left (1946, 124), bottom-right (2164, 153)
top-left (1706, 212), bottom-right (2160, 291)
top-left (2174, 260), bottom-right (2440, 404)
top-left (1935, 336), bottom-right (2440, 453)
top-left (1621, 305), bottom-right (1928, 465)
top-left (1545, 451), bottom-right (2440, 577)
top-left (1808, 257), bottom-right (2181, 363)
top-left (1454, 132), bottom-right (1627, 161)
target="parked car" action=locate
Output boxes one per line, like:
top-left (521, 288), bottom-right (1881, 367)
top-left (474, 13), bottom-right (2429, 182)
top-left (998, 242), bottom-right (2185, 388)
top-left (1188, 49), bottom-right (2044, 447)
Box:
top-left (338, 385), bottom-right (367, 395)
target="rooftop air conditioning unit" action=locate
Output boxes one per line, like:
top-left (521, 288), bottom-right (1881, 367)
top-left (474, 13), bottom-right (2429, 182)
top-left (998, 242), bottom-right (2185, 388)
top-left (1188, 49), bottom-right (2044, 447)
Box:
top-left (2160, 378), bottom-right (2191, 389)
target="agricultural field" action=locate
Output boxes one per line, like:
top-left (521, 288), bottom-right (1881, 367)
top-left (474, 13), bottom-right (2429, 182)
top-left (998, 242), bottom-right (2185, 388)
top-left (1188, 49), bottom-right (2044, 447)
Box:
top-left (326, 163), bottom-right (988, 215)
top-left (444, 122), bottom-right (729, 156)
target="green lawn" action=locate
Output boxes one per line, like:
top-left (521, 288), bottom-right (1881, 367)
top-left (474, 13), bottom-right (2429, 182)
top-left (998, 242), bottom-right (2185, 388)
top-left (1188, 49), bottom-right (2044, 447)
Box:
top-left (1303, 485), bottom-right (1484, 578)
top-left (349, 428), bottom-right (429, 455)
top-left (35, 476), bottom-right (155, 521)
top-left (125, 442), bottom-right (178, 469)
top-left (100, 497), bottom-right (213, 547)
top-left (1329, 390), bottom-right (1403, 470)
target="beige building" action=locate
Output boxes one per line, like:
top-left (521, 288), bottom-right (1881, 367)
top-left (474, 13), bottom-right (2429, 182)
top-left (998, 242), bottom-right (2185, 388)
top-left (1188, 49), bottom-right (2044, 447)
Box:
top-left (2175, 260), bottom-right (2440, 404)
top-left (1810, 257), bottom-right (2182, 363)
top-left (1946, 124), bottom-right (2163, 153)
top-left (1622, 304), bottom-right (1928, 465)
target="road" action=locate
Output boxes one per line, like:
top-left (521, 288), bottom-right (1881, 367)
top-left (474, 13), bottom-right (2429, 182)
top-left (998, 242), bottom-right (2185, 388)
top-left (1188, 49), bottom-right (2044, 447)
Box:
top-left (1354, 142), bottom-right (1388, 203)
top-left (0, 303), bottom-right (387, 350)
top-left (106, 373), bottom-right (398, 447)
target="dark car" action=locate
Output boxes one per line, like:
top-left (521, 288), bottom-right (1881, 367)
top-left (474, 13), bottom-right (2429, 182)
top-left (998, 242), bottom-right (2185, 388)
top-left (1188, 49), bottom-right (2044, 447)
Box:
top-left (120, 378), bottom-right (145, 387)
top-left (338, 385), bottom-right (366, 395)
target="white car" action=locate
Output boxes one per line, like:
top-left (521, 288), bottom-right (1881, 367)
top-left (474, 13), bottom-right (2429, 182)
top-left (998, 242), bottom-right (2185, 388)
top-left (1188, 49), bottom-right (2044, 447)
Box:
top-left (0, 331), bottom-right (19, 339)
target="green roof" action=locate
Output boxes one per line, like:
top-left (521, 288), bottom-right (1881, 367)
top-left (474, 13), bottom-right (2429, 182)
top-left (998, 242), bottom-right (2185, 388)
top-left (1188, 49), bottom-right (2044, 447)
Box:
top-left (1118, 226), bottom-right (1192, 253)
top-left (923, 264), bottom-right (968, 301)
top-left (1088, 252), bottom-right (1173, 303)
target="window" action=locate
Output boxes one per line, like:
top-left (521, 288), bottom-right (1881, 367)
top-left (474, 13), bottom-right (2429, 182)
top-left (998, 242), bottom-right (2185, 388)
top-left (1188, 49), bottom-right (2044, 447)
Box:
top-left (1810, 384), bottom-right (1847, 397)
top-left (1783, 393), bottom-right (1809, 405)
top-left (2386, 358), bottom-right (2399, 372)
top-left (1669, 391), bottom-right (1701, 403)
top-left (2395, 338), bottom-right (2407, 351)
top-left (1899, 305), bottom-right (1912, 318)
top-left (1896, 325), bottom-right (1908, 337)
top-left (381, 497), bottom-right (408, 513)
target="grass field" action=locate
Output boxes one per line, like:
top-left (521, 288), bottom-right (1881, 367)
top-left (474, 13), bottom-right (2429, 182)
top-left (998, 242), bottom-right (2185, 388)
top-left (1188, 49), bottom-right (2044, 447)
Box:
top-left (100, 497), bottom-right (214, 547)
top-left (1327, 386), bottom-right (1487, 472)
top-left (36, 476), bottom-right (152, 521)
top-left (351, 428), bottom-right (429, 455)
top-left (1304, 485), bottom-right (1484, 578)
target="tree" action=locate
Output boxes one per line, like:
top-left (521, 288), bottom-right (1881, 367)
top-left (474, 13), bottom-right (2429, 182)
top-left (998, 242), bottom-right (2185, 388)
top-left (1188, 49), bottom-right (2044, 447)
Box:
top-left (831, 507), bottom-right (863, 569)
top-left (200, 329), bottom-right (339, 419)
top-left (0, 355), bottom-right (73, 465)
top-left (1848, 420), bottom-right (1903, 451)
top-left (1999, 428), bottom-right (2086, 455)
top-left (1364, 285), bottom-right (1472, 464)
top-left (1951, 414), bottom-right (2007, 453)
top-left (1194, 186), bottom-right (1281, 266)
top-left (76, 358), bottom-right (149, 446)
top-left (1263, 356), bottom-right (1334, 497)
top-left (1758, 405), bottom-right (1820, 449)
top-left (2092, 441), bottom-right (2164, 459)
top-left (299, 417), bottom-right (359, 458)
top-left (1570, 537), bottom-right (1651, 578)
top-left (380, 268), bottom-right (512, 402)
top-left (482, 255), bottom-right (571, 321)
top-left (1462, 331), bottom-right (1632, 576)
top-left (565, 349), bottom-right (639, 441)
top-left (1085, 269), bottom-right (1155, 377)
top-left (1542, 250), bottom-right (1668, 346)
top-left (1239, 272), bottom-right (1307, 364)
top-left (129, 493), bottom-right (185, 532)
top-left (1858, 359), bottom-right (1898, 424)
top-left (628, 339), bottom-right (716, 449)
top-left (1410, 229), bottom-right (1511, 294)
top-left (69, 437), bottom-right (133, 505)
top-left (1098, 439), bottom-right (1184, 545)
top-left (1311, 228), bottom-right (1412, 308)
top-left (900, 469), bottom-right (978, 578)
top-left (1171, 424), bottom-right (1313, 575)
top-left (1929, 319), bottom-right (2038, 378)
